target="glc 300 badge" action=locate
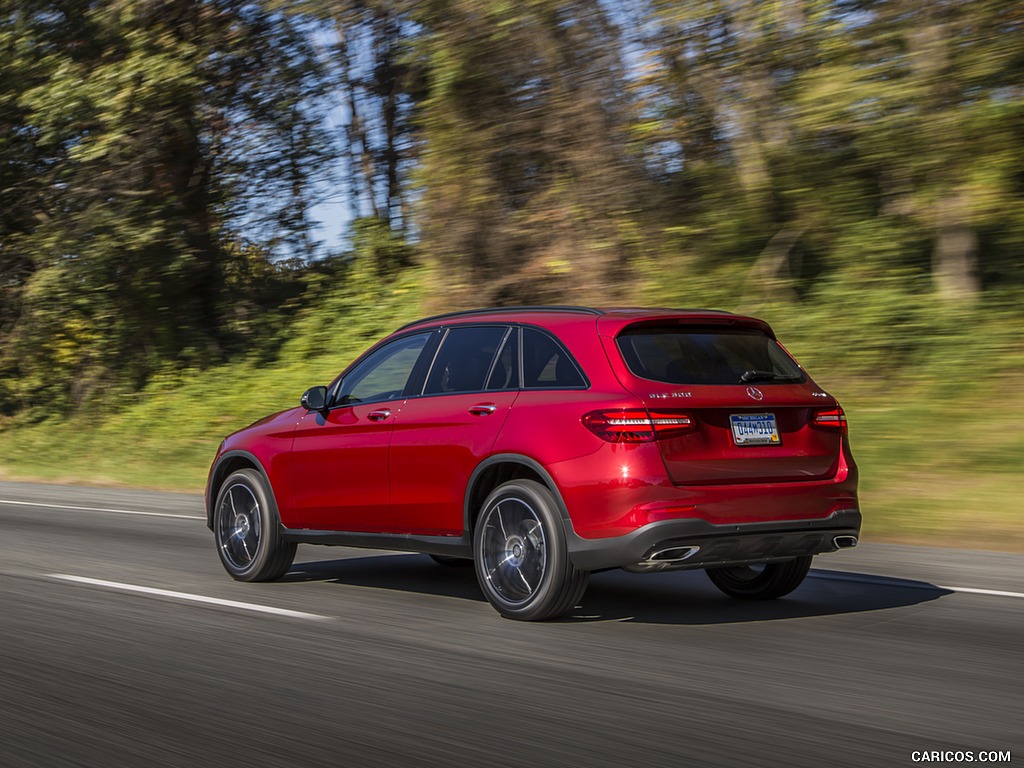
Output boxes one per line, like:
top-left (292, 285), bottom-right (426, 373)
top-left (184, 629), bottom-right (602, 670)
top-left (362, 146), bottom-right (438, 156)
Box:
top-left (746, 386), bottom-right (764, 401)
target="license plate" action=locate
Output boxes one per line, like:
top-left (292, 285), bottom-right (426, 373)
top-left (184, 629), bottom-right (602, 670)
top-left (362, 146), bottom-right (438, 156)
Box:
top-left (730, 413), bottom-right (780, 446)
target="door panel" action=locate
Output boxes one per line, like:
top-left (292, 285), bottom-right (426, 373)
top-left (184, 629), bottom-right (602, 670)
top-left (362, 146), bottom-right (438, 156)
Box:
top-left (288, 402), bottom-right (398, 531)
top-left (389, 392), bottom-right (519, 535)
top-left (287, 331), bottom-right (433, 531)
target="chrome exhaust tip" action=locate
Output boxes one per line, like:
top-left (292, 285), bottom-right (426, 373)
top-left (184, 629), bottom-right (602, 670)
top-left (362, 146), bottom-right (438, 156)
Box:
top-left (833, 535), bottom-right (858, 549)
top-left (622, 545), bottom-right (702, 573)
top-left (648, 545), bottom-right (701, 563)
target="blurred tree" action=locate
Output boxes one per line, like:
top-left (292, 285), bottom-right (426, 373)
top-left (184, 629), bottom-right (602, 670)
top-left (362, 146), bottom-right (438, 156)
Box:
top-left (283, 0), bottom-right (421, 253)
top-left (794, 0), bottom-right (1024, 302)
top-left (635, 0), bottom-right (1024, 302)
top-left (0, 0), bottom-right (331, 408)
top-left (410, 0), bottom-right (645, 305)
top-left (2, 0), bottom-right (1023, 417)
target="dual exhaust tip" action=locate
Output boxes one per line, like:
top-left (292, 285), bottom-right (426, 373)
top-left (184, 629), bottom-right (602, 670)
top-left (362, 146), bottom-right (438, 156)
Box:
top-left (629, 535), bottom-right (857, 573)
top-left (649, 535), bottom-right (857, 561)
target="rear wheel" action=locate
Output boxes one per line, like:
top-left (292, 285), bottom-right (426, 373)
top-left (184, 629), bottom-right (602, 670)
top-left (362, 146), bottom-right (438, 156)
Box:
top-left (214, 469), bottom-right (296, 582)
top-left (473, 480), bottom-right (588, 621)
top-left (705, 556), bottom-right (813, 600)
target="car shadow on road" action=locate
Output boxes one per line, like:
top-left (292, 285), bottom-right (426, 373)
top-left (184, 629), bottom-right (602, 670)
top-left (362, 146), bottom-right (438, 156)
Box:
top-left (279, 553), bottom-right (953, 625)
top-left (562, 568), bottom-right (953, 624)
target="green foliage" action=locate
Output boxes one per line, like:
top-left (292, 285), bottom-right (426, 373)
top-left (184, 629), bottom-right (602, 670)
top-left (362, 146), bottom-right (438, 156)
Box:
top-left (0, 0), bottom-right (333, 412)
top-left (2, 275), bottom-right (1022, 550)
top-left (0, 261), bottom-right (430, 489)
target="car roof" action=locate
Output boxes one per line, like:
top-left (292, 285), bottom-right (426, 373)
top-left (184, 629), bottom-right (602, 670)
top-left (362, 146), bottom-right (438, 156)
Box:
top-left (394, 305), bottom-right (771, 337)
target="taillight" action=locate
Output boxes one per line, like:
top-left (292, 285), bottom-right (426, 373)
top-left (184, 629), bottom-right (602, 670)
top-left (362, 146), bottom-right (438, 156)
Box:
top-left (649, 410), bottom-right (696, 438)
top-left (582, 409), bottom-right (696, 443)
top-left (812, 406), bottom-right (848, 435)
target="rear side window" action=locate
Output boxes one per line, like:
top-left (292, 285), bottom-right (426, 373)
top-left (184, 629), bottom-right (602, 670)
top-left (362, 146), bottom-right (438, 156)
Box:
top-left (617, 326), bottom-right (806, 386)
top-left (424, 326), bottom-right (507, 395)
top-left (522, 327), bottom-right (586, 389)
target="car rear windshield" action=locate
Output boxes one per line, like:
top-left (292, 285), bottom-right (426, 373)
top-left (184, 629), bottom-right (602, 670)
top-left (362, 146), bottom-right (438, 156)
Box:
top-left (616, 325), bottom-right (806, 386)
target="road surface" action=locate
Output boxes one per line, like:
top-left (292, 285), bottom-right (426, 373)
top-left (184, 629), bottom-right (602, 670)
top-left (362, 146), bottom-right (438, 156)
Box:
top-left (0, 481), bottom-right (1020, 767)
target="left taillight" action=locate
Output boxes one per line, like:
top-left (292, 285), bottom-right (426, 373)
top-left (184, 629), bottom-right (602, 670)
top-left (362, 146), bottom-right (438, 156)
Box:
top-left (812, 406), bottom-right (848, 435)
top-left (582, 409), bottom-right (696, 443)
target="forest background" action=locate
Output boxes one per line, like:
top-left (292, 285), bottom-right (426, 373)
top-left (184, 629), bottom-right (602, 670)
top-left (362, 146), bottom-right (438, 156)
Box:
top-left (1, 0), bottom-right (1022, 549)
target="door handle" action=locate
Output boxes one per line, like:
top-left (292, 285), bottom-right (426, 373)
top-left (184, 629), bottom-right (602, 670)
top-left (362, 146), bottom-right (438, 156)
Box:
top-left (367, 409), bottom-right (392, 422)
top-left (468, 403), bottom-right (497, 416)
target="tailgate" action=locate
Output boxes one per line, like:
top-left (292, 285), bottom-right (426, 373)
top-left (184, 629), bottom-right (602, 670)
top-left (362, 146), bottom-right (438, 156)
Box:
top-left (602, 320), bottom-right (844, 485)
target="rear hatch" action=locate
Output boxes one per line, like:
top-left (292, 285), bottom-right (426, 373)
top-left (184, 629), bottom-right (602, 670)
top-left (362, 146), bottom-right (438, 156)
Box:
top-left (602, 317), bottom-right (844, 485)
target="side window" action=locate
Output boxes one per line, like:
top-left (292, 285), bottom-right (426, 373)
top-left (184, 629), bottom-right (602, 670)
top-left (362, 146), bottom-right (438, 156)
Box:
top-left (522, 327), bottom-right (586, 389)
top-left (485, 328), bottom-right (519, 391)
top-left (423, 326), bottom-right (507, 395)
top-left (335, 332), bottom-right (430, 405)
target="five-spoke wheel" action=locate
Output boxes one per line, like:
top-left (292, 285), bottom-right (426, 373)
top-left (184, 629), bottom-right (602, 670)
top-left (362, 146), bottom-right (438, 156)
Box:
top-left (473, 480), bottom-right (587, 620)
top-left (213, 469), bottom-right (296, 582)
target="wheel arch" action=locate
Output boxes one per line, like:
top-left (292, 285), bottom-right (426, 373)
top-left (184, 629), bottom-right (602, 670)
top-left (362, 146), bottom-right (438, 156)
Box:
top-left (207, 450), bottom-right (273, 529)
top-left (463, 454), bottom-right (571, 537)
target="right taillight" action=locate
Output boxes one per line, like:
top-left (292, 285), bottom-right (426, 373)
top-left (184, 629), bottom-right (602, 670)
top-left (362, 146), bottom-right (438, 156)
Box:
top-left (582, 409), bottom-right (696, 443)
top-left (812, 406), bottom-right (848, 435)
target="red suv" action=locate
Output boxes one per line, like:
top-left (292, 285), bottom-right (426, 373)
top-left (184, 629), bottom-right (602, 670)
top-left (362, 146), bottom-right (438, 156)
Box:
top-left (206, 306), bottom-right (860, 620)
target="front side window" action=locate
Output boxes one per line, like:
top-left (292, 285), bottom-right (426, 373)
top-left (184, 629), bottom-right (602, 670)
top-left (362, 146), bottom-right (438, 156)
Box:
top-left (335, 332), bottom-right (431, 405)
top-left (617, 326), bottom-right (806, 386)
top-left (423, 326), bottom-right (508, 395)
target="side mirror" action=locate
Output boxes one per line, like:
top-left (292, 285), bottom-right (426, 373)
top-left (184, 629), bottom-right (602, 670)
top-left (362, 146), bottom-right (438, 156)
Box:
top-left (300, 385), bottom-right (328, 413)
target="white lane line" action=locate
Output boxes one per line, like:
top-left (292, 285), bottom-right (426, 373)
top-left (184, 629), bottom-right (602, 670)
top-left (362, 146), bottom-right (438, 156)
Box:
top-left (936, 585), bottom-right (1024, 600)
top-left (0, 498), bottom-right (204, 520)
top-left (49, 575), bottom-right (331, 621)
top-left (812, 570), bottom-right (1024, 600)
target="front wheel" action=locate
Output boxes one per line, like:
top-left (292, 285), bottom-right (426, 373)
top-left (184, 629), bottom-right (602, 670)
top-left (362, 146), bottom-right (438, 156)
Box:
top-left (213, 469), bottom-right (296, 582)
top-left (473, 480), bottom-right (588, 621)
top-left (705, 556), bottom-right (813, 600)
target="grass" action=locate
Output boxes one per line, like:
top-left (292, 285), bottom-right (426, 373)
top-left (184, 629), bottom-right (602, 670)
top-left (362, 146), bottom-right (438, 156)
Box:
top-left (836, 375), bottom-right (1024, 551)
top-left (2, 273), bottom-right (1022, 551)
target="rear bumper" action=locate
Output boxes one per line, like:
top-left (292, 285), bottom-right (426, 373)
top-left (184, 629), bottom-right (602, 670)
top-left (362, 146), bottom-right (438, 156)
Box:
top-left (566, 508), bottom-right (862, 571)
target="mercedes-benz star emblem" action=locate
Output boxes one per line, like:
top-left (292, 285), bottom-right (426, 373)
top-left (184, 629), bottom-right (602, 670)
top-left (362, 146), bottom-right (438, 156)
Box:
top-left (746, 386), bottom-right (764, 401)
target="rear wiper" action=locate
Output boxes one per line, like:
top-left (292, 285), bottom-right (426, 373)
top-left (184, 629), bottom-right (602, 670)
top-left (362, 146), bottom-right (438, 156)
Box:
top-left (739, 370), bottom-right (801, 384)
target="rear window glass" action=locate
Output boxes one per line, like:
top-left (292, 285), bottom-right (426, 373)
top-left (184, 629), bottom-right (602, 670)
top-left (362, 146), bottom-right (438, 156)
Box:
top-left (617, 327), bottom-right (806, 386)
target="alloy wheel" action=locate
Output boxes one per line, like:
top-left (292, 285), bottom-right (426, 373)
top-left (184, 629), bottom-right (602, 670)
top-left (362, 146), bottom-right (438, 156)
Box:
top-left (478, 497), bottom-right (548, 606)
top-left (217, 482), bottom-right (262, 570)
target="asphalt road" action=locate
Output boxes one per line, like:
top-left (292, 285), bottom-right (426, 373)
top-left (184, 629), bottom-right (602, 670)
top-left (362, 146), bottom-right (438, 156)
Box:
top-left (0, 481), bottom-right (1020, 768)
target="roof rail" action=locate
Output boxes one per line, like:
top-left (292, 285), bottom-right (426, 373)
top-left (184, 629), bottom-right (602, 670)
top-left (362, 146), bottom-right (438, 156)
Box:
top-left (603, 306), bottom-right (734, 315)
top-left (394, 306), bottom-right (605, 332)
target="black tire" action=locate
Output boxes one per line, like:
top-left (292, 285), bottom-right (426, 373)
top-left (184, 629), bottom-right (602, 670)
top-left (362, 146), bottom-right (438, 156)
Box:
top-left (213, 469), bottom-right (296, 582)
top-left (429, 554), bottom-right (473, 567)
top-left (473, 479), bottom-right (588, 621)
top-left (705, 555), bottom-right (813, 600)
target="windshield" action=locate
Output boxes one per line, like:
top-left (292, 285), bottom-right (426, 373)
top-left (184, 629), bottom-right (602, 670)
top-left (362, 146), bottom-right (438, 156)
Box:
top-left (616, 326), bottom-right (806, 386)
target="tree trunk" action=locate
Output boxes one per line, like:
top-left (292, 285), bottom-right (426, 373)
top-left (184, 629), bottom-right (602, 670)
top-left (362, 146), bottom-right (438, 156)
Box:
top-left (746, 227), bottom-right (803, 301)
top-left (932, 193), bottom-right (980, 303)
